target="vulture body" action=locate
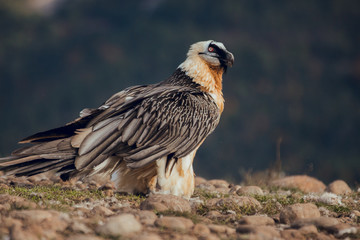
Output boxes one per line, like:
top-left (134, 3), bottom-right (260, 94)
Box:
top-left (0, 40), bottom-right (234, 198)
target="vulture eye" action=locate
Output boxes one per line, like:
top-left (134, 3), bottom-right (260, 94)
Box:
top-left (208, 46), bottom-right (214, 52)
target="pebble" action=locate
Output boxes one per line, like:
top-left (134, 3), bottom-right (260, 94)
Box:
top-left (67, 234), bottom-right (104, 240)
top-left (91, 205), bottom-right (114, 216)
top-left (208, 224), bottom-right (236, 235)
top-left (131, 232), bottom-right (162, 240)
top-left (207, 179), bottom-right (230, 188)
top-left (271, 175), bottom-right (326, 193)
top-left (155, 216), bottom-right (194, 231)
top-left (205, 210), bottom-right (222, 218)
top-left (0, 194), bottom-right (37, 210)
top-left (193, 223), bottom-right (211, 237)
top-left (96, 213), bottom-right (142, 236)
top-left (136, 210), bottom-right (158, 226)
top-left (237, 225), bottom-right (280, 239)
top-left (280, 203), bottom-right (320, 224)
top-left (298, 224), bottom-right (318, 234)
top-left (206, 195), bottom-right (261, 209)
top-left (140, 194), bottom-right (191, 212)
top-left (196, 182), bottom-right (217, 192)
top-left (239, 215), bottom-right (275, 225)
top-left (327, 223), bottom-right (358, 237)
top-left (281, 229), bottom-right (305, 240)
top-left (236, 186), bottom-right (264, 196)
top-left (291, 217), bottom-right (339, 229)
top-left (11, 209), bottom-right (69, 232)
top-left (327, 180), bottom-right (352, 195)
top-left (0, 174), bottom-right (358, 240)
top-left (195, 176), bottom-right (207, 186)
top-left (68, 221), bottom-right (93, 234)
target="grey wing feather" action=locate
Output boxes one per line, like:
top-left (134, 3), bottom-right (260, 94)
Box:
top-left (74, 84), bottom-right (220, 171)
top-left (0, 83), bottom-right (220, 178)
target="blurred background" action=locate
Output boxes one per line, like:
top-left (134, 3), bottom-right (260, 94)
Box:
top-left (0, 0), bottom-right (359, 185)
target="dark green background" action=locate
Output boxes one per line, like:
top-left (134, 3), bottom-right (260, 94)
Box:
top-left (1, 0), bottom-right (359, 185)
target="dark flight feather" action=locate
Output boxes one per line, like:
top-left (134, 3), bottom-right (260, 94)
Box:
top-left (0, 69), bottom-right (221, 179)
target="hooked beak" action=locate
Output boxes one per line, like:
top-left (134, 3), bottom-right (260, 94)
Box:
top-left (224, 51), bottom-right (234, 67)
top-left (219, 50), bottom-right (234, 72)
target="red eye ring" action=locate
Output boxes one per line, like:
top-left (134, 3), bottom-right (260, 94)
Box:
top-left (208, 46), bottom-right (214, 52)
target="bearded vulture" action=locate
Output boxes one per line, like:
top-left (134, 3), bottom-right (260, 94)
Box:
top-left (0, 40), bottom-right (234, 198)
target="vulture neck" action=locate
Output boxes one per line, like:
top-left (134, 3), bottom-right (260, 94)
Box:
top-left (178, 56), bottom-right (225, 112)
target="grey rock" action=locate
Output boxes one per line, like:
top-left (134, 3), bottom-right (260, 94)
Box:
top-left (280, 203), bottom-right (320, 224)
top-left (140, 194), bottom-right (191, 212)
top-left (96, 213), bottom-right (142, 236)
top-left (271, 175), bottom-right (326, 193)
top-left (236, 186), bottom-right (264, 196)
top-left (327, 180), bottom-right (352, 195)
top-left (239, 215), bottom-right (275, 225)
top-left (291, 217), bottom-right (339, 229)
top-left (155, 216), bottom-right (194, 231)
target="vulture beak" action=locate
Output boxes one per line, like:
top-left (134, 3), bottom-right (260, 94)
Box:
top-left (224, 51), bottom-right (234, 67)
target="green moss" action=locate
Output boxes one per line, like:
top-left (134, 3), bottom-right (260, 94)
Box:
top-left (1, 185), bottom-right (104, 203)
top-left (253, 192), bottom-right (304, 216)
top-left (114, 193), bottom-right (145, 207)
top-left (315, 202), bottom-right (351, 215)
top-left (193, 188), bottom-right (228, 200)
top-left (0, 184), bottom-right (105, 211)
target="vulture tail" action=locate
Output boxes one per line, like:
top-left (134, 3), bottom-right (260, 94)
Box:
top-left (0, 109), bottom-right (102, 179)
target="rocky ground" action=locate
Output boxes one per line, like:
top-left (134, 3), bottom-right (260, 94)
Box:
top-left (0, 173), bottom-right (359, 240)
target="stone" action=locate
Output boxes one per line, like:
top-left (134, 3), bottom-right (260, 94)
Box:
top-left (131, 233), bottom-right (162, 240)
top-left (326, 223), bottom-right (358, 237)
top-left (229, 185), bottom-right (242, 194)
top-left (208, 224), bottom-right (236, 235)
top-left (91, 205), bottom-right (114, 216)
top-left (280, 203), bottom-right (320, 224)
top-left (189, 197), bottom-right (204, 209)
top-left (196, 182), bottom-right (217, 192)
top-left (67, 234), bottom-right (104, 240)
top-left (199, 234), bottom-right (220, 240)
top-left (68, 221), bottom-right (93, 234)
top-left (281, 229), bottom-right (305, 240)
top-left (206, 195), bottom-right (261, 210)
top-left (239, 215), bottom-right (275, 225)
top-left (215, 187), bottom-right (230, 194)
top-left (155, 216), bottom-right (194, 231)
top-left (236, 225), bottom-right (280, 239)
top-left (271, 175), bottom-right (326, 193)
top-left (298, 225), bottom-right (318, 234)
top-left (291, 217), bottom-right (339, 229)
top-left (195, 177), bottom-right (207, 186)
top-left (140, 194), bottom-right (191, 212)
top-left (9, 221), bottom-right (39, 240)
top-left (205, 210), bottom-right (222, 218)
top-left (8, 210), bottom-right (69, 240)
top-left (193, 223), bottom-right (211, 237)
top-left (96, 213), bottom-right (142, 236)
top-left (9, 177), bottom-right (33, 187)
top-left (11, 210), bottom-right (69, 232)
top-left (207, 179), bottom-right (230, 188)
top-left (0, 194), bottom-right (37, 210)
top-left (236, 186), bottom-right (264, 196)
top-left (327, 180), bottom-right (352, 195)
top-left (136, 210), bottom-right (158, 225)
top-left (350, 210), bottom-right (360, 221)
top-left (171, 234), bottom-right (198, 240)
top-left (0, 183), bottom-right (9, 190)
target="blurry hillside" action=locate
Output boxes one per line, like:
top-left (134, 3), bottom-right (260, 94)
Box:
top-left (0, 0), bottom-right (359, 185)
